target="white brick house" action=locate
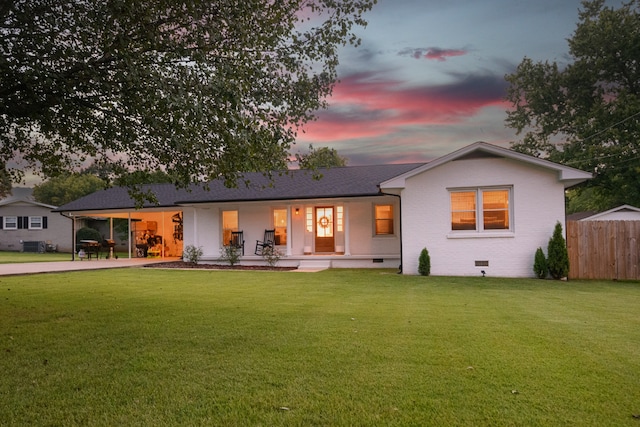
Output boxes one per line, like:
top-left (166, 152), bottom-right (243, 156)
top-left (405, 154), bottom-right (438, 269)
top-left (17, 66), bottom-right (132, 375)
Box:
top-left (380, 143), bottom-right (591, 277)
top-left (56, 142), bottom-right (591, 277)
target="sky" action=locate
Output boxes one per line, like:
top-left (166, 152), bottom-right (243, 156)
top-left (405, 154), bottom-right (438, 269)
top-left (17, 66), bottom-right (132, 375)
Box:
top-left (294, 0), bottom-right (614, 165)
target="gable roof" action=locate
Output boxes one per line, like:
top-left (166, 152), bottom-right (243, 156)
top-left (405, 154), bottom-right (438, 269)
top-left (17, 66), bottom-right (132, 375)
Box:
top-left (0, 187), bottom-right (57, 209)
top-left (380, 141), bottom-right (592, 190)
top-left (55, 163), bottom-right (425, 213)
top-left (578, 204), bottom-right (640, 220)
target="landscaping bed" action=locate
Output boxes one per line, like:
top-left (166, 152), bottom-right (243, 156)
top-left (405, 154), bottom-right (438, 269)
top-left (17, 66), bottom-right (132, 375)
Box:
top-left (146, 260), bottom-right (298, 271)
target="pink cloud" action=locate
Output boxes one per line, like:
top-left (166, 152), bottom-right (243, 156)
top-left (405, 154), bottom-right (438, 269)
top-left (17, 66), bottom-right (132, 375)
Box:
top-left (300, 72), bottom-right (509, 142)
top-left (400, 47), bottom-right (469, 61)
top-left (423, 47), bottom-right (467, 61)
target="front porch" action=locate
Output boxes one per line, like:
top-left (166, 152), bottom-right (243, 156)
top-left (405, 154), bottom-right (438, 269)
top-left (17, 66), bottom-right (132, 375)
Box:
top-left (199, 253), bottom-right (401, 270)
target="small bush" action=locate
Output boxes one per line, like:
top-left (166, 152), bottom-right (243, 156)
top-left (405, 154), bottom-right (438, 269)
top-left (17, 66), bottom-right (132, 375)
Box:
top-left (533, 247), bottom-right (548, 279)
top-left (418, 247), bottom-right (431, 276)
top-left (262, 246), bottom-right (283, 267)
top-left (183, 245), bottom-right (203, 264)
top-left (547, 222), bottom-right (569, 280)
top-left (220, 245), bottom-right (241, 266)
top-left (76, 227), bottom-right (102, 244)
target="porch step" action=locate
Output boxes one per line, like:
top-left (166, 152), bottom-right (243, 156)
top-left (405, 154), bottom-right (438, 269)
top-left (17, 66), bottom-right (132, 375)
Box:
top-left (297, 260), bottom-right (332, 271)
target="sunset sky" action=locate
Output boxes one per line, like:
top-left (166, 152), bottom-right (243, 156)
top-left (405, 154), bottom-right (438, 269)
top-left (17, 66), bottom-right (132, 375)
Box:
top-left (295, 0), bottom-right (616, 165)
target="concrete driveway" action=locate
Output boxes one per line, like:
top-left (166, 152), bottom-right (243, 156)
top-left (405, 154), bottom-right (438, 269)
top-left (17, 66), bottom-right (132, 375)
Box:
top-left (0, 258), bottom-right (172, 276)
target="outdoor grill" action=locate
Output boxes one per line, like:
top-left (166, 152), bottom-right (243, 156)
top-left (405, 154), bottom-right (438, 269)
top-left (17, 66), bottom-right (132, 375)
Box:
top-left (103, 239), bottom-right (116, 258)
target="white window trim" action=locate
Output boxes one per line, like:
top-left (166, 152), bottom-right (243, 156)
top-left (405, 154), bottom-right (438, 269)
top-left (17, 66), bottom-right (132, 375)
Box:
top-left (373, 203), bottom-right (395, 237)
top-left (448, 186), bottom-right (513, 238)
top-left (4, 216), bottom-right (18, 230)
top-left (29, 216), bottom-right (43, 230)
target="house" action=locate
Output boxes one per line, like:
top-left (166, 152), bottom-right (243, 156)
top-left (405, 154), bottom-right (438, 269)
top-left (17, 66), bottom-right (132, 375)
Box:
top-left (575, 204), bottom-right (640, 221)
top-left (55, 142), bottom-right (592, 276)
top-left (0, 188), bottom-right (73, 252)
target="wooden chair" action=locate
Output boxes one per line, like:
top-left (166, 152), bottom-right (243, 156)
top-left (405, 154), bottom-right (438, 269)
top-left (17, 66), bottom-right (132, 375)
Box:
top-left (229, 231), bottom-right (244, 255)
top-left (255, 229), bottom-right (275, 255)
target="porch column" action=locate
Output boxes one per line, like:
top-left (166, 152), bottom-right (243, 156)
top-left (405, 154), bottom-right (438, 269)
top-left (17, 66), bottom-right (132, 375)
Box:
top-left (127, 213), bottom-right (132, 259)
top-left (72, 214), bottom-right (76, 261)
top-left (344, 203), bottom-right (351, 256)
top-left (161, 212), bottom-right (165, 258)
top-left (286, 206), bottom-right (292, 256)
top-left (193, 209), bottom-right (199, 248)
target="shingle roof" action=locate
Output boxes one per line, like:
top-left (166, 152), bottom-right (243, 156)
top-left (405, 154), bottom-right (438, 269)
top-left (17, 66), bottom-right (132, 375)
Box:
top-left (55, 163), bottom-right (425, 212)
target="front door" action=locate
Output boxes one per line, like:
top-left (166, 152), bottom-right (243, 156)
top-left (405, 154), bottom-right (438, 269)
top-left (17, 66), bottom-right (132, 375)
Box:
top-left (315, 206), bottom-right (334, 253)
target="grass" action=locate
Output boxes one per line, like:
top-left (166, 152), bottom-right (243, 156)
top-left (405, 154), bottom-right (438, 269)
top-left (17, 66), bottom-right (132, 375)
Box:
top-left (1, 269), bottom-right (639, 426)
top-left (0, 250), bottom-right (129, 264)
top-left (0, 250), bottom-right (73, 263)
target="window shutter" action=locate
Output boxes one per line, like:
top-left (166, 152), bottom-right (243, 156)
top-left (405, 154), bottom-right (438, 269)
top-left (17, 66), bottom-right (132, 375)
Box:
top-left (17, 216), bottom-right (24, 229)
top-left (43, 216), bottom-right (48, 229)
top-left (0, 216), bottom-right (3, 229)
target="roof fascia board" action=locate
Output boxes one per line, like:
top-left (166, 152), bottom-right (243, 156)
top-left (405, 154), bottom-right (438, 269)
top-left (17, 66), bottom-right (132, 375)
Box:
top-left (380, 141), bottom-right (592, 190)
top-left (584, 204), bottom-right (640, 220)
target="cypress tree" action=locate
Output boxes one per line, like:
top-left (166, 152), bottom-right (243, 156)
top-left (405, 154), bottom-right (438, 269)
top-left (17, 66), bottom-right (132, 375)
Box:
top-left (533, 247), bottom-right (548, 279)
top-left (547, 222), bottom-right (569, 279)
top-left (418, 248), bottom-right (431, 276)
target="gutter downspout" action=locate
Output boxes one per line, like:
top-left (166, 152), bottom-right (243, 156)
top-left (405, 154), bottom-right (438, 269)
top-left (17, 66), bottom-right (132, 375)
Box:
top-left (379, 186), bottom-right (403, 274)
top-left (58, 212), bottom-right (75, 261)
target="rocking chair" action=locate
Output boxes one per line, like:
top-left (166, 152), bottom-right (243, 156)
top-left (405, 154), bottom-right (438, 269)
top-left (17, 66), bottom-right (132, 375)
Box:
top-left (229, 231), bottom-right (245, 255)
top-left (255, 229), bottom-right (275, 255)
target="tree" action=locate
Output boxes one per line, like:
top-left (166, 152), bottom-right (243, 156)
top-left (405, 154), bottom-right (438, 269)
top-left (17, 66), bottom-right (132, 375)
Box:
top-left (547, 222), bottom-right (569, 280)
top-left (296, 145), bottom-right (348, 169)
top-left (505, 0), bottom-right (640, 212)
top-left (32, 174), bottom-right (106, 206)
top-left (0, 162), bottom-right (10, 198)
top-left (1, 0), bottom-right (375, 197)
top-left (533, 247), bottom-right (548, 279)
top-left (418, 247), bottom-right (431, 276)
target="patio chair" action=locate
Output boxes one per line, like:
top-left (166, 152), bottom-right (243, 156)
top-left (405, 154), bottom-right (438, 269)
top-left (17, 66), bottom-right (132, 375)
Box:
top-left (229, 231), bottom-right (245, 255)
top-left (255, 229), bottom-right (275, 255)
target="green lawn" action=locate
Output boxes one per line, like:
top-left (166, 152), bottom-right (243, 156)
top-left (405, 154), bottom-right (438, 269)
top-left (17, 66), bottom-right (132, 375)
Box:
top-left (1, 269), bottom-right (639, 426)
top-left (0, 250), bottom-right (73, 263)
top-left (0, 250), bottom-right (129, 264)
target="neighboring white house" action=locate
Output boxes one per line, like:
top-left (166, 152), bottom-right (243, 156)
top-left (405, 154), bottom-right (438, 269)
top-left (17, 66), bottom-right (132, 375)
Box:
top-left (577, 204), bottom-right (640, 221)
top-left (55, 142), bottom-right (592, 277)
top-left (0, 188), bottom-right (73, 252)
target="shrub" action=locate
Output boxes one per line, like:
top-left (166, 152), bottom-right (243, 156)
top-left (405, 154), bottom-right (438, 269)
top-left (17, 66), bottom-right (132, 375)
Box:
top-left (220, 245), bottom-right (241, 266)
top-left (547, 222), bottom-right (569, 280)
top-left (261, 246), bottom-right (283, 267)
top-left (533, 247), bottom-right (548, 279)
top-left (76, 227), bottom-right (102, 244)
top-left (183, 245), bottom-right (203, 264)
top-left (418, 247), bottom-right (431, 276)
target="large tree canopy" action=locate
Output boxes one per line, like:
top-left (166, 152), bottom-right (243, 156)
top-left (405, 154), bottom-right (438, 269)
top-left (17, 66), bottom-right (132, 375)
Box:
top-left (0, 0), bottom-right (376, 198)
top-left (296, 144), bottom-right (347, 169)
top-left (32, 173), bottom-right (105, 206)
top-left (505, 0), bottom-right (640, 212)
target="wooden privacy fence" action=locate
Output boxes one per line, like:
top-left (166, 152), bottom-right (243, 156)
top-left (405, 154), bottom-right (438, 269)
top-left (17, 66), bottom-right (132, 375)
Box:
top-left (567, 220), bottom-right (640, 280)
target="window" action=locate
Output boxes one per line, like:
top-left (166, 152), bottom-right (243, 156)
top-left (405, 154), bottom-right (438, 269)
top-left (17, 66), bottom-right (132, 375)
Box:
top-left (336, 206), bottom-right (344, 232)
top-left (375, 204), bottom-right (394, 235)
top-left (4, 216), bottom-right (17, 230)
top-left (222, 210), bottom-right (238, 245)
top-left (29, 216), bottom-right (43, 230)
top-left (450, 188), bottom-right (511, 232)
top-left (273, 208), bottom-right (287, 245)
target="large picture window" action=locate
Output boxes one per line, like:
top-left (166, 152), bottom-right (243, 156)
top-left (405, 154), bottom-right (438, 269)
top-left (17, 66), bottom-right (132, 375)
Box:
top-left (450, 188), bottom-right (511, 232)
top-left (374, 204), bottom-right (394, 235)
